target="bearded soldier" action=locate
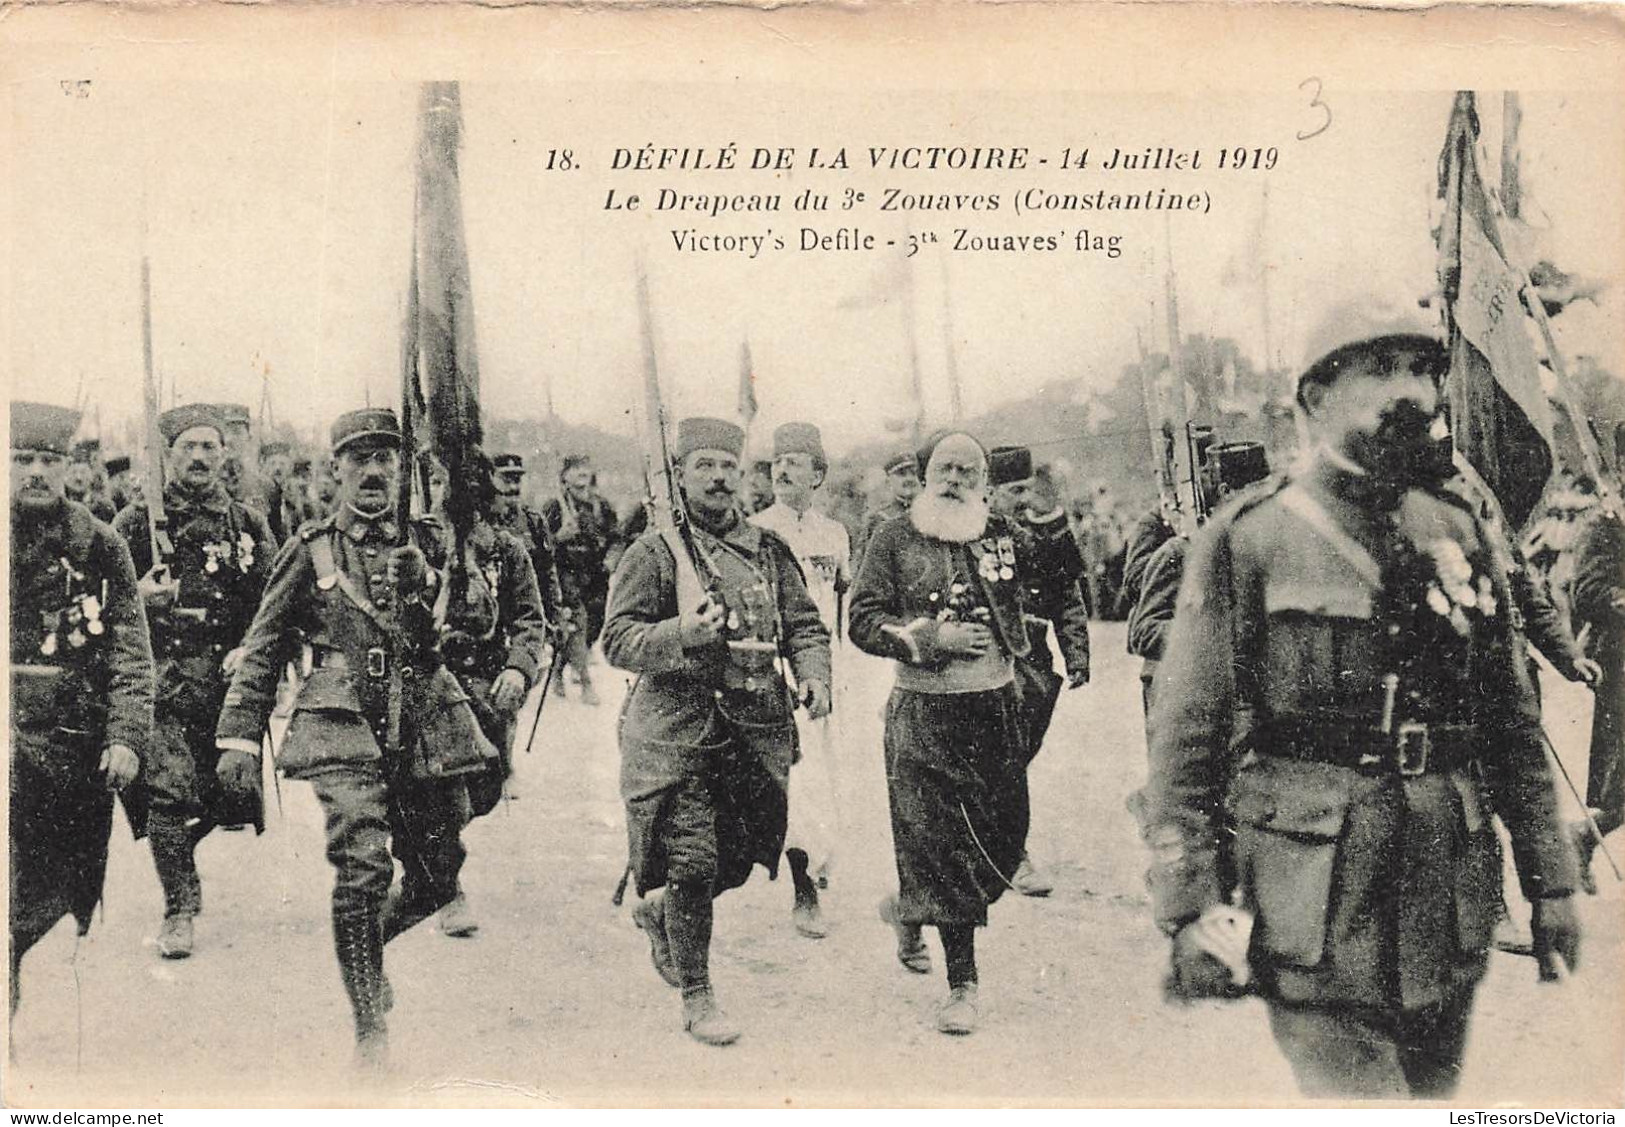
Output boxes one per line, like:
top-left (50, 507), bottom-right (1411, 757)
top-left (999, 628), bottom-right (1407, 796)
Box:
top-left (216, 407), bottom-right (495, 1066)
top-left (849, 430), bottom-right (1033, 1036)
top-left (1139, 325), bottom-right (1580, 1098)
top-left (10, 402), bottom-right (152, 1020)
top-left (603, 416), bottom-right (831, 1046)
top-left (986, 446), bottom-right (1091, 897)
top-left (114, 404), bottom-right (275, 959)
top-left (750, 421), bottom-right (851, 936)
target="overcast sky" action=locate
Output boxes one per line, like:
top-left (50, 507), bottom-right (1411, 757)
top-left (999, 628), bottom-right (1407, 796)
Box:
top-left (10, 82), bottom-right (1622, 455)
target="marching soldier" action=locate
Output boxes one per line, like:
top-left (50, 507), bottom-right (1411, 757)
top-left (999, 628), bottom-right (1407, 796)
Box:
top-left (436, 448), bottom-right (551, 935)
top-left (105, 453), bottom-right (139, 513)
top-left (490, 453), bottom-right (575, 651)
top-left (1570, 454), bottom-right (1624, 892)
top-left (10, 402), bottom-right (152, 1019)
top-left (849, 431), bottom-right (1034, 1036)
top-left (65, 438), bottom-right (116, 523)
top-left (1139, 327), bottom-right (1581, 1098)
top-left (750, 421), bottom-right (851, 936)
top-left (114, 403), bottom-right (275, 959)
top-left (215, 407), bottom-right (496, 1066)
top-left (987, 445), bottom-right (1091, 897)
top-left (603, 417), bottom-right (831, 1046)
top-left (853, 450), bottom-right (920, 571)
top-left (214, 403), bottom-right (259, 510)
top-left (542, 453), bottom-right (624, 706)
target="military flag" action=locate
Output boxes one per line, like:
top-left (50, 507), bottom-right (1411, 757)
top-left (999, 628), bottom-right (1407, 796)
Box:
top-left (405, 81), bottom-right (485, 548)
top-left (1436, 91), bottom-right (1554, 530)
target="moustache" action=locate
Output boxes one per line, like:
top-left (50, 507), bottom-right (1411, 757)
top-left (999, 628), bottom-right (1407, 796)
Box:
top-left (359, 478), bottom-right (388, 491)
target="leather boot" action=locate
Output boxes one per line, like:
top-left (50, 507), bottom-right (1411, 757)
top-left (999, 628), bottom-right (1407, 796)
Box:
top-left (379, 886), bottom-right (439, 946)
top-left (632, 895), bottom-right (679, 987)
top-left (333, 908), bottom-right (389, 1065)
top-left (787, 848), bottom-right (828, 939)
top-left (149, 812), bottom-right (200, 957)
top-left (681, 988), bottom-right (741, 1047)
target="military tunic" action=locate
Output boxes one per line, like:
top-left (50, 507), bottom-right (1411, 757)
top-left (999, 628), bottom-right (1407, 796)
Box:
top-left (603, 516), bottom-right (830, 898)
top-left (1141, 456), bottom-right (1576, 1095)
top-left (542, 493), bottom-right (623, 647)
top-left (1011, 508), bottom-right (1091, 762)
top-left (848, 510), bottom-right (1033, 927)
top-left (10, 500), bottom-right (154, 954)
top-left (114, 483), bottom-right (274, 833)
top-left (439, 518), bottom-right (550, 808)
top-left (217, 506), bottom-right (493, 926)
top-left (1571, 510), bottom-right (1625, 837)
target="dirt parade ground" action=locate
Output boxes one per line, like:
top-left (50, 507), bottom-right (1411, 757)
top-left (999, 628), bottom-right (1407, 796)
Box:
top-left (5, 624), bottom-right (1621, 1108)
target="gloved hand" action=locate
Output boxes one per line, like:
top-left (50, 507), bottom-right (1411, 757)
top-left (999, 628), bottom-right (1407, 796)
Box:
top-left (1164, 907), bottom-right (1253, 1003)
top-left (387, 545), bottom-right (429, 595)
top-left (1066, 667), bottom-right (1090, 689)
top-left (802, 679), bottom-right (832, 720)
top-left (679, 597), bottom-right (725, 650)
top-left (99, 743), bottom-right (140, 791)
top-left (1532, 895), bottom-right (1582, 981)
top-left (1569, 656), bottom-right (1603, 687)
top-left (137, 565), bottom-right (179, 607)
top-left (490, 668), bottom-right (528, 712)
top-left (216, 749), bottom-right (262, 798)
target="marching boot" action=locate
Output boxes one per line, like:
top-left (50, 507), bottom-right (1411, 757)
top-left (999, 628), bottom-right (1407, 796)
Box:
top-left (786, 848), bottom-right (828, 939)
top-left (437, 891), bottom-right (479, 938)
top-left (879, 895), bottom-right (931, 974)
top-left (379, 886), bottom-right (439, 946)
top-left (333, 908), bottom-right (389, 1069)
top-left (1011, 855), bottom-right (1054, 898)
top-left (632, 894), bottom-right (679, 987)
top-left (578, 674), bottom-right (601, 708)
top-left (149, 811), bottom-right (200, 958)
top-left (665, 880), bottom-right (739, 1046)
top-left (936, 926), bottom-right (980, 1035)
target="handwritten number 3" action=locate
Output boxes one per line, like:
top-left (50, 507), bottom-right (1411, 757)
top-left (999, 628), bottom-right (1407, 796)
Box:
top-left (1299, 77), bottom-right (1331, 141)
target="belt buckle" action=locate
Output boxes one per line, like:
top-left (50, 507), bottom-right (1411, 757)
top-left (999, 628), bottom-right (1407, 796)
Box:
top-left (366, 647), bottom-right (388, 679)
top-left (1396, 722), bottom-right (1430, 776)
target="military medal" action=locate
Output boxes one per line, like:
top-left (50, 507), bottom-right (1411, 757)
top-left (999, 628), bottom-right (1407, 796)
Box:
top-left (67, 627), bottom-right (86, 648)
top-left (40, 631), bottom-right (58, 657)
top-left (238, 531), bottom-right (256, 571)
top-left (82, 594), bottom-right (104, 636)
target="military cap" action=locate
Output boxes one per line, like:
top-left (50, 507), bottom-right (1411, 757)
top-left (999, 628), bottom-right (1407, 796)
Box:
top-left (1206, 441), bottom-right (1271, 492)
top-left (1297, 298), bottom-right (1446, 408)
top-left (258, 440), bottom-right (291, 458)
top-left (215, 403), bottom-right (252, 428)
top-left (772, 422), bottom-right (827, 469)
top-left (675, 417), bottom-right (745, 460)
top-left (884, 450), bottom-right (917, 476)
top-left (988, 444), bottom-right (1034, 487)
top-left (560, 453), bottom-right (591, 474)
top-left (329, 407), bottom-right (401, 454)
top-left (159, 403), bottom-right (227, 445)
top-left (292, 455), bottom-right (313, 473)
top-left (71, 438), bottom-right (103, 464)
top-left (493, 453), bottom-right (526, 474)
top-left (105, 454), bottom-right (133, 477)
top-left (11, 402), bottom-right (81, 455)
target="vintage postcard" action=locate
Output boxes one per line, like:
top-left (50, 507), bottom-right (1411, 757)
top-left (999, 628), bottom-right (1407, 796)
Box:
top-left (3, 2), bottom-right (1623, 1111)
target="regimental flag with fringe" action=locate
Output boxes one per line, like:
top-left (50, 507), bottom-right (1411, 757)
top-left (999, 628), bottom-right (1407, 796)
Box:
top-left (1436, 91), bottom-right (1554, 531)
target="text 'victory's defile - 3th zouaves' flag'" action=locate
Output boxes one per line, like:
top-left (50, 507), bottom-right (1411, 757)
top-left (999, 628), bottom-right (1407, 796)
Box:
top-left (1437, 90), bottom-right (1555, 531)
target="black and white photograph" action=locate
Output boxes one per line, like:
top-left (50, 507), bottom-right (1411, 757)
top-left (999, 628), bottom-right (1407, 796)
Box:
top-left (4, 3), bottom-right (1623, 1111)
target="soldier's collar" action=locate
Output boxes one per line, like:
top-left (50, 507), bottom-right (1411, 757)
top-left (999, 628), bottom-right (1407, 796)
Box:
top-left (336, 503), bottom-right (399, 543)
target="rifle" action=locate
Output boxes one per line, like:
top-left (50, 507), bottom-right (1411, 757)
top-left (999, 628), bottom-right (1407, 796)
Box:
top-left (139, 256), bottom-right (172, 568)
top-left (1185, 423), bottom-right (1215, 526)
top-left (633, 263), bottom-right (723, 607)
top-left (521, 642), bottom-right (565, 755)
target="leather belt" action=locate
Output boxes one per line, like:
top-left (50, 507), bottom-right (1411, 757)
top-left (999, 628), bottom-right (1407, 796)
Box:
top-left (312, 648), bottom-right (390, 679)
top-left (1260, 720), bottom-right (1478, 777)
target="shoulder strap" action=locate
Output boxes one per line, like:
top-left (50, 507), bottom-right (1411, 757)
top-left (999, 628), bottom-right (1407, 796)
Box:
top-left (660, 527), bottom-right (707, 614)
top-left (311, 531), bottom-right (394, 634)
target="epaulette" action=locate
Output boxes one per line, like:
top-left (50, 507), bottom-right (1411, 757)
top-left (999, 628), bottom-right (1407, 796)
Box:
top-left (297, 514), bottom-right (337, 542)
top-left (1207, 473), bottom-right (1291, 528)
